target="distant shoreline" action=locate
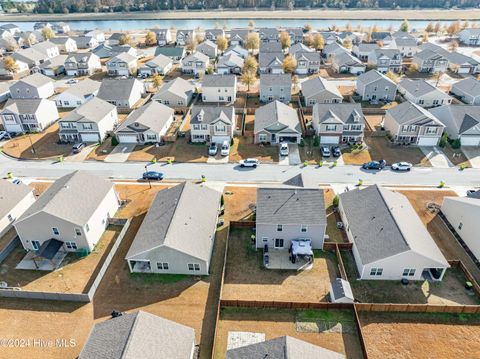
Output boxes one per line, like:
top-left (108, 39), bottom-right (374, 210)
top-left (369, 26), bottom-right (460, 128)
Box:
top-left (1, 9), bottom-right (480, 23)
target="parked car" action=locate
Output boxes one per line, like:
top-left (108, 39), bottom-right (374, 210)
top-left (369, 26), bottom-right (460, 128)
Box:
top-left (467, 189), bottom-right (479, 197)
top-left (239, 158), bottom-right (259, 168)
top-left (0, 131), bottom-right (10, 140)
top-left (72, 142), bottom-right (86, 153)
top-left (9, 177), bottom-right (23, 185)
top-left (320, 146), bottom-right (331, 157)
top-left (331, 146), bottom-right (341, 157)
top-left (142, 171), bottom-right (164, 180)
top-left (280, 143), bottom-right (289, 156)
top-left (66, 79), bottom-right (78, 84)
top-left (362, 160), bottom-right (386, 170)
top-left (391, 162), bottom-right (412, 171)
top-left (208, 142), bottom-right (218, 156)
top-left (220, 140), bottom-right (230, 156)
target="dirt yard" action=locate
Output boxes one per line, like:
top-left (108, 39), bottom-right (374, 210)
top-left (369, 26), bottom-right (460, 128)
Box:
top-left (223, 186), bottom-right (256, 223)
top-left (86, 138), bottom-right (116, 161)
top-left (229, 137), bottom-right (278, 163)
top-left (442, 144), bottom-right (471, 168)
top-left (341, 146), bottom-right (372, 165)
top-left (365, 135), bottom-right (431, 166)
top-left (360, 312), bottom-right (480, 359)
top-left (324, 187), bottom-right (348, 243)
top-left (364, 115), bottom-right (383, 131)
top-left (222, 228), bottom-right (339, 303)
top-left (214, 308), bottom-right (363, 359)
top-left (127, 137), bottom-right (209, 162)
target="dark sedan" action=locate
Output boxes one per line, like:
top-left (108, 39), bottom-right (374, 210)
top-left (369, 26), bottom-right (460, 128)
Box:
top-left (362, 160), bottom-right (386, 170)
top-left (142, 171), bottom-right (164, 180)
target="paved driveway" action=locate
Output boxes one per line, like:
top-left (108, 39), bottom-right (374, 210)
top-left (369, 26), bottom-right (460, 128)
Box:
top-left (420, 147), bottom-right (453, 168)
top-left (207, 153), bottom-right (229, 164)
top-left (288, 144), bottom-right (301, 165)
top-left (105, 144), bottom-right (136, 163)
top-left (462, 148), bottom-right (480, 169)
top-left (64, 144), bottom-right (96, 162)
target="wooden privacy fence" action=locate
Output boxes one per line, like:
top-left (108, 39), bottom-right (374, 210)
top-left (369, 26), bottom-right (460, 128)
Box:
top-left (220, 299), bottom-right (352, 310)
top-left (229, 220), bottom-right (255, 229)
top-left (356, 303), bottom-right (480, 314)
top-left (323, 242), bottom-right (353, 250)
top-left (449, 260), bottom-right (480, 298)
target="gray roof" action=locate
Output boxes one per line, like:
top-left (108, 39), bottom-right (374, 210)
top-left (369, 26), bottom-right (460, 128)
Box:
top-left (97, 78), bottom-right (142, 102)
top-left (217, 53), bottom-right (244, 68)
top-left (354, 43), bottom-right (378, 53)
top-left (256, 187), bottom-right (325, 225)
top-left (430, 105), bottom-right (480, 136)
top-left (142, 54), bottom-right (172, 69)
top-left (182, 51), bottom-right (209, 64)
top-left (357, 69), bottom-right (396, 86)
top-left (259, 52), bottom-right (284, 68)
top-left (333, 51), bottom-right (363, 67)
top-left (258, 27), bottom-right (279, 40)
top-left (14, 72), bottom-right (52, 88)
top-left (116, 101), bottom-right (173, 134)
top-left (461, 28), bottom-right (480, 36)
top-left (452, 78), bottom-right (480, 97)
top-left (259, 41), bottom-right (282, 53)
top-left (16, 171), bottom-right (115, 226)
top-left (339, 185), bottom-right (449, 266)
top-left (70, 36), bottom-right (94, 48)
top-left (230, 29), bottom-right (249, 41)
top-left (153, 77), bottom-right (194, 101)
top-left (414, 48), bottom-right (445, 61)
top-left (31, 40), bottom-right (58, 54)
top-left (393, 36), bottom-right (417, 47)
top-left (108, 52), bottom-right (137, 64)
top-left (254, 100), bottom-right (300, 135)
top-left (50, 37), bottom-right (74, 45)
top-left (294, 51), bottom-right (321, 62)
top-left (399, 79), bottom-right (449, 98)
top-left (12, 47), bottom-right (47, 63)
top-left (56, 78), bottom-right (101, 99)
top-left (446, 51), bottom-right (479, 66)
top-left (313, 103), bottom-right (365, 126)
top-left (2, 98), bottom-right (45, 114)
top-left (387, 101), bottom-right (444, 126)
top-left (260, 73), bottom-right (291, 87)
top-left (202, 74), bottom-right (236, 87)
top-left (373, 48), bottom-right (401, 60)
top-left (190, 106), bottom-right (235, 125)
top-left (288, 42), bottom-right (314, 56)
top-left (197, 39), bottom-right (217, 50)
top-left (301, 76), bottom-right (342, 98)
top-left (226, 336), bottom-right (345, 359)
top-left (125, 182), bottom-right (221, 261)
top-left (79, 311), bottom-right (195, 359)
top-left (39, 55), bottom-right (67, 69)
top-left (154, 46), bottom-right (185, 58)
top-left (65, 52), bottom-right (97, 64)
top-left (0, 180), bottom-right (33, 220)
top-left (61, 97), bottom-right (115, 124)
top-left (331, 278), bottom-right (354, 302)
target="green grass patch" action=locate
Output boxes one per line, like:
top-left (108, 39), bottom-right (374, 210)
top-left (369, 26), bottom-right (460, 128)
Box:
top-left (129, 272), bottom-right (190, 284)
top-left (313, 249), bottom-right (337, 262)
top-left (296, 309), bottom-right (354, 323)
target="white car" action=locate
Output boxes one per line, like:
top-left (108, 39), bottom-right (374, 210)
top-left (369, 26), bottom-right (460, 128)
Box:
top-left (220, 140), bottom-right (230, 156)
top-left (239, 158), bottom-right (259, 168)
top-left (391, 162), bottom-right (412, 171)
top-left (279, 143), bottom-right (289, 156)
top-left (66, 79), bottom-right (78, 84)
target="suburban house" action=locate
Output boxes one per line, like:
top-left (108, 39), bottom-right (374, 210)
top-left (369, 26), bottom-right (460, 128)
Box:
top-left (0, 58), bottom-right (29, 79)
top-left (312, 103), bottom-right (365, 144)
top-left (322, 42), bottom-right (347, 60)
top-left (445, 52), bottom-right (479, 74)
top-left (14, 171), bottom-right (120, 253)
top-left (331, 51), bottom-right (366, 75)
top-left (318, 31), bottom-right (340, 45)
top-left (181, 51), bottom-right (209, 75)
top-left (79, 311), bottom-right (195, 359)
top-left (152, 77), bottom-right (195, 109)
top-left (0, 83), bottom-right (10, 102)
top-left (0, 23), bottom-right (20, 36)
top-left (50, 37), bottom-right (78, 53)
top-left (32, 40), bottom-right (60, 59)
top-left (259, 52), bottom-right (284, 74)
top-left (254, 100), bottom-right (301, 144)
top-left (301, 76), bottom-right (343, 106)
top-left (259, 42), bottom-right (282, 53)
top-left (12, 47), bottom-right (48, 68)
top-left (152, 29), bottom-right (172, 46)
top-left (70, 36), bottom-right (98, 50)
top-left (125, 182), bottom-right (221, 275)
top-left (106, 32), bottom-right (124, 46)
top-left (413, 49), bottom-right (448, 73)
top-left (259, 28), bottom-right (279, 43)
top-left (388, 32), bottom-right (418, 57)
top-left (352, 43), bottom-right (378, 62)
top-left (0, 180), bottom-right (35, 238)
top-left (154, 46), bottom-right (186, 62)
top-left (58, 97), bottom-right (118, 143)
top-left (285, 27), bottom-right (304, 44)
top-left (64, 52), bottom-right (101, 76)
top-left (189, 105), bottom-right (235, 144)
top-left (197, 39), bottom-right (218, 59)
top-left (107, 52), bottom-right (138, 77)
top-left (288, 42), bottom-right (314, 56)
top-left (398, 79), bottom-right (452, 108)
top-left (97, 78), bottom-right (145, 112)
top-left (0, 98), bottom-right (59, 133)
top-left (115, 101), bottom-right (174, 144)
top-left (356, 70), bottom-right (397, 102)
top-left (9, 73), bottom-right (54, 99)
top-left (229, 29), bottom-right (249, 46)
top-left (255, 187), bottom-right (326, 251)
top-left (226, 336), bottom-right (345, 359)
top-left (138, 54), bottom-right (173, 76)
top-left (37, 55), bottom-right (67, 77)
top-left (54, 78), bottom-right (101, 108)
top-left (84, 30), bottom-right (105, 43)
top-left (294, 51), bottom-right (321, 74)
top-left (259, 73), bottom-right (292, 103)
top-left (451, 78), bottom-right (480, 105)
top-left (216, 53), bottom-right (244, 75)
top-left (93, 44), bottom-right (137, 59)
top-left (205, 28), bottom-right (224, 42)
top-left (383, 101), bottom-right (445, 146)
top-left (459, 28), bottom-right (480, 46)
top-left (224, 44), bottom-right (248, 59)
top-left (430, 105), bottom-right (480, 146)
top-left (367, 48), bottom-right (402, 73)
top-left (202, 74), bottom-right (237, 104)
top-left (176, 29), bottom-right (195, 46)
top-left (338, 185), bottom-right (450, 281)
top-left (441, 195), bottom-right (480, 261)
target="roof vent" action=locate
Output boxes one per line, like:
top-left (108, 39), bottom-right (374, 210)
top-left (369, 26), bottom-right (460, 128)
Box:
top-left (134, 123), bottom-right (139, 127)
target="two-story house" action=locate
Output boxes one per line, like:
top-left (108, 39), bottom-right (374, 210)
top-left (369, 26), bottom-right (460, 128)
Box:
top-left (294, 51), bottom-right (321, 75)
top-left (259, 52), bottom-right (284, 74)
top-left (301, 76), bottom-right (343, 106)
top-left (450, 78), bottom-right (480, 105)
top-left (459, 28), bottom-right (480, 46)
top-left (388, 32), bottom-right (418, 57)
top-left (197, 40), bottom-right (218, 59)
top-left (138, 54), bottom-right (173, 76)
top-left (204, 29), bottom-right (225, 42)
top-left (0, 98), bottom-right (59, 133)
top-left (398, 79), bottom-right (452, 108)
top-left (224, 44), bottom-right (249, 59)
top-left (254, 100), bottom-right (301, 144)
top-left (259, 28), bottom-right (279, 43)
top-left (229, 29), bottom-right (249, 47)
top-left (58, 97), bottom-right (118, 143)
top-left (216, 53), bottom-right (244, 75)
top-left (176, 29), bottom-right (195, 46)
top-left (367, 48), bottom-right (402, 73)
top-left (64, 52), bottom-right (101, 76)
top-left (54, 78), bottom-right (101, 109)
top-left (383, 101), bottom-right (445, 146)
top-left (152, 77), bottom-right (195, 109)
top-left (356, 70), bottom-right (397, 102)
top-left (32, 40), bottom-right (60, 59)
top-left (9, 73), bottom-right (54, 99)
top-left (190, 106), bottom-right (235, 144)
top-left (70, 36), bottom-right (99, 50)
top-left (202, 74), bottom-right (237, 104)
top-left (285, 27), bottom-right (304, 44)
top-left (312, 103), bottom-right (365, 144)
top-left (352, 43), bottom-right (378, 62)
top-left (107, 52), bottom-right (138, 77)
top-left (152, 29), bottom-right (172, 46)
top-left (259, 73), bottom-right (292, 103)
top-left (97, 78), bottom-right (145, 112)
top-left (181, 51), bottom-right (209, 76)
top-left (331, 51), bottom-right (366, 75)
top-left (413, 49), bottom-right (448, 73)
top-left (50, 37), bottom-right (78, 53)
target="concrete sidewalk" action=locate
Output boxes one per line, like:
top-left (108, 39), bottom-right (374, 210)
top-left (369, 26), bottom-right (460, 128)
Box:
top-left (104, 144), bottom-right (136, 163)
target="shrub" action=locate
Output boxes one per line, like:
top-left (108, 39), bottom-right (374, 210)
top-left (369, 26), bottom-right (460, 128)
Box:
top-left (111, 136), bottom-right (119, 146)
top-left (439, 180), bottom-right (445, 188)
top-left (451, 139), bottom-right (461, 149)
top-left (230, 137), bottom-right (234, 146)
top-left (313, 136), bottom-right (319, 146)
top-left (438, 132), bottom-right (448, 148)
top-left (332, 195), bottom-right (339, 208)
top-left (299, 139), bottom-right (305, 147)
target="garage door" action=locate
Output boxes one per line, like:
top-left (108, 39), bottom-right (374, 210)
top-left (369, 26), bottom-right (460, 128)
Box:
top-left (417, 137), bottom-right (439, 146)
top-left (320, 136), bottom-right (340, 144)
top-left (118, 135), bottom-right (138, 143)
top-left (211, 135), bottom-right (230, 144)
top-left (461, 136), bottom-right (480, 147)
top-left (81, 133), bottom-right (100, 143)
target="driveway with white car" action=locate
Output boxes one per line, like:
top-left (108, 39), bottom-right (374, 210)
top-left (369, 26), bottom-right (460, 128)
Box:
top-left (64, 144), bottom-right (96, 162)
top-left (207, 153), bottom-right (229, 164)
top-left (420, 146), bottom-right (454, 168)
top-left (462, 148), bottom-right (480, 169)
top-left (105, 143), bottom-right (136, 163)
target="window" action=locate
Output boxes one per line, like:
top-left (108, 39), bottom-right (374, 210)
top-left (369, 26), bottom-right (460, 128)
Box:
top-left (458, 222), bottom-right (463, 230)
top-left (146, 134), bottom-right (157, 141)
top-left (262, 237), bottom-right (268, 242)
top-left (65, 241), bottom-right (78, 251)
top-left (7, 214), bottom-right (13, 222)
top-left (188, 263), bottom-right (201, 271)
top-left (201, 124), bottom-right (208, 130)
top-left (351, 124), bottom-right (362, 131)
top-left (425, 127), bottom-right (437, 134)
top-left (418, 99), bottom-right (425, 105)
top-left (277, 224), bottom-right (283, 232)
top-left (259, 134), bottom-right (267, 142)
top-left (85, 223), bottom-right (90, 232)
top-left (157, 262), bottom-right (169, 270)
top-left (32, 240), bottom-right (40, 250)
top-left (75, 228), bottom-right (82, 236)
top-left (370, 268), bottom-right (383, 276)
top-left (274, 238), bottom-right (284, 248)
top-left (301, 224), bottom-right (307, 232)
top-left (193, 124), bottom-right (200, 130)
top-left (402, 268), bottom-right (416, 277)
top-left (326, 124), bottom-right (336, 131)
top-left (82, 123), bottom-right (93, 130)
top-left (52, 227), bottom-right (59, 235)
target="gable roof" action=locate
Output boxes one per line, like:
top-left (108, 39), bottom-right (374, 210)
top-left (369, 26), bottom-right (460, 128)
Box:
top-left (154, 46), bottom-right (185, 57)
top-left (256, 187), bottom-right (325, 225)
top-left (183, 51), bottom-right (209, 63)
top-left (16, 171), bottom-right (115, 226)
top-left (452, 78), bottom-right (480, 97)
top-left (217, 53), bottom-right (244, 68)
top-left (260, 73), bottom-right (291, 87)
top-left (313, 103), bottom-right (364, 125)
top-left (97, 78), bottom-right (143, 102)
top-left (202, 74), bottom-right (236, 87)
top-left (60, 97), bottom-right (115, 124)
top-left (288, 42), bottom-right (314, 56)
top-left (0, 180), bottom-right (33, 220)
top-left (2, 98), bottom-right (46, 114)
top-left (79, 311), bottom-right (195, 359)
top-left (56, 78), bottom-right (101, 100)
top-left (153, 77), bottom-right (194, 101)
top-left (125, 182), bottom-right (221, 261)
top-left (108, 52), bottom-right (136, 64)
top-left (259, 52), bottom-right (284, 68)
top-left (301, 76), bottom-right (342, 98)
top-left (339, 185), bottom-right (449, 266)
top-left (429, 104), bottom-right (480, 136)
top-left (399, 78), bottom-right (449, 98)
top-left (357, 69), bottom-right (396, 86)
top-left (13, 72), bottom-right (52, 88)
top-left (190, 106), bottom-right (235, 125)
top-left (116, 101), bottom-right (173, 134)
top-left (143, 54), bottom-right (172, 69)
top-left (254, 100), bottom-right (300, 134)
top-left (387, 101), bottom-right (444, 126)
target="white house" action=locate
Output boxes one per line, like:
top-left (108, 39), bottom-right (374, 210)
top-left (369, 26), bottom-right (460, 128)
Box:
top-left (181, 52), bottom-right (209, 76)
top-left (0, 180), bottom-right (36, 238)
top-left (64, 52), bottom-right (101, 77)
top-left (450, 78), bottom-right (480, 105)
top-left (32, 40), bottom-right (60, 59)
top-left (54, 78), bottom-right (101, 108)
top-left (9, 73), bottom-right (54, 99)
top-left (398, 79), bottom-right (452, 108)
top-left (459, 28), bottom-right (480, 46)
top-left (153, 29), bottom-right (172, 46)
top-left (107, 52), bottom-right (138, 77)
top-left (339, 185), bottom-right (449, 281)
top-left (14, 171), bottom-right (120, 253)
top-left (50, 37), bottom-right (78, 53)
top-left (138, 54), bottom-right (173, 76)
top-left (0, 98), bottom-right (59, 133)
top-left (201, 74), bottom-right (237, 104)
top-left (430, 105), bottom-right (480, 147)
top-left (189, 106), bottom-right (236, 144)
top-left (97, 78), bottom-right (145, 112)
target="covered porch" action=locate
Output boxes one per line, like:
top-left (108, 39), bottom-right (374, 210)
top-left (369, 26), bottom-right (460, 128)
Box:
top-left (128, 259), bottom-right (152, 273)
top-left (16, 239), bottom-right (68, 271)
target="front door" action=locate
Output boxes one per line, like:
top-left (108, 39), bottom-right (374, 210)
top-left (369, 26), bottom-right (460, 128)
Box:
top-left (32, 240), bottom-right (41, 250)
